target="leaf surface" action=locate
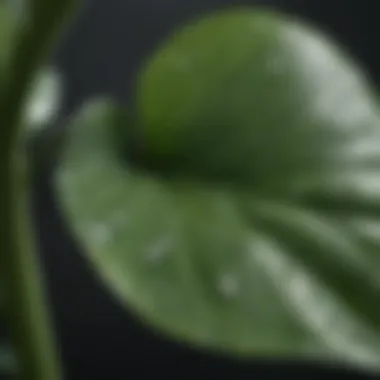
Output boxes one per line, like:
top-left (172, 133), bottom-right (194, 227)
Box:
top-left (55, 9), bottom-right (380, 372)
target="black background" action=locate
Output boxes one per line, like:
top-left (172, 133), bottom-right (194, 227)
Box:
top-left (33, 0), bottom-right (380, 379)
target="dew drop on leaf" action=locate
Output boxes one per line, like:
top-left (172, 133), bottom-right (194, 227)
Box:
top-left (218, 273), bottom-right (240, 299)
top-left (90, 223), bottom-right (112, 246)
top-left (144, 236), bottom-right (174, 263)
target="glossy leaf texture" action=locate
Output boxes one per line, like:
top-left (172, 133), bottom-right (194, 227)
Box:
top-left (55, 9), bottom-right (380, 373)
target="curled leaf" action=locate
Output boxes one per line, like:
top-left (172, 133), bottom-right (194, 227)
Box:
top-left (55, 9), bottom-right (380, 373)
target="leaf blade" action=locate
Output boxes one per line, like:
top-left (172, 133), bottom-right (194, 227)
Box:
top-left (55, 9), bottom-right (380, 373)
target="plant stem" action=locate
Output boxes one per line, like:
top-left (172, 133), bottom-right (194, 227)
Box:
top-left (0, 1), bottom-right (78, 379)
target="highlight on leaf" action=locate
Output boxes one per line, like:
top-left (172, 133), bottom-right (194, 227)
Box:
top-left (23, 68), bottom-right (62, 134)
top-left (54, 8), bottom-right (380, 374)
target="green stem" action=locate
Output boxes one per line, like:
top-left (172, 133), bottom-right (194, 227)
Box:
top-left (0, 1), bottom-right (78, 379)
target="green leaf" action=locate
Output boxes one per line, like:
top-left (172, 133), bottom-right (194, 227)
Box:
top-left (137, 10), bottom-right (380, 188)
top-left (55, 9), bottom-right (380, 373)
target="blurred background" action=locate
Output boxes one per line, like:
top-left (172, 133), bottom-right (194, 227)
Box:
top-left (25, 0), bottom-right (380, 378)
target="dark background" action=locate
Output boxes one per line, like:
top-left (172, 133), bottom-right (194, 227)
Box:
top-left (33, 0), bottom-right (380, 379)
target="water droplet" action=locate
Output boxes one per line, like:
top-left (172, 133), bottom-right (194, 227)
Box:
top-left (218, 273), bottom-right (239, 299)
top-left (90, 223), bottom-right (111, 245)
top-left (144, 236), bottom-right (173, 263)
